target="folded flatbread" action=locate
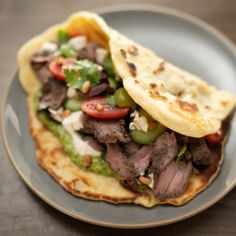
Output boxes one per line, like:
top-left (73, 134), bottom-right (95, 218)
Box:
top-left (18, 12), bottom-right (235, 207)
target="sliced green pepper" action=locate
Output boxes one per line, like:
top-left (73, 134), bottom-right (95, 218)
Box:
top-left (64, 98), bottom-right (82, 111)
top-left (130, 123), bottom-right (167, 145)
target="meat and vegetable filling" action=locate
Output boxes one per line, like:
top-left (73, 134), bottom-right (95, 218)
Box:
top-left (31, 29), bottom-right (225, 199)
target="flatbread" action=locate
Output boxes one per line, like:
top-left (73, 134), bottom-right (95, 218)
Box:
top-left (18, 12), bottom-right (230, 207)
top-left (110, 33), bottom-right (236, 138)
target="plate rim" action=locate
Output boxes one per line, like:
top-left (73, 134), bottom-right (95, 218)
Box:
top-left (1, 4), bottom-right (236, 229)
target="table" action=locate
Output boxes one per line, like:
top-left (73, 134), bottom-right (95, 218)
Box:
top-left (0, 0), bottom-right (236, 235)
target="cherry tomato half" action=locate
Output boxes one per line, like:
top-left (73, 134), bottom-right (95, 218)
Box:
top-left (68, 30), bottom-right (81, 38)
top-left (81, 97), bottom-right (130, 119)
top-left (48, 58), bottom-right (76, 80)
top-left (204, 129), bottom-right (224, 144)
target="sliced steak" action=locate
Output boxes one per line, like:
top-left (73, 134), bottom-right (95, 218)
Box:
top-left (77, 83), bottom-right (109, 97)
top-left (189, 138), bottom-right (211, 165)
top-left (41, 79), bottom-right (67, 110)
top-left (150, 132), bottom-right (178, 175)
top-left (130, 145), bottom-right (153, 175)
top-left (77, 42), bottom-right (99, 62)
top-left (123, 141), bottom-right (141, 156)
top-left (153, 161), bottom-right (192, 199)
top-left (36, 66), bottom-right (53, 83)
top-left (31, 51), bottom-right (53, 71)
top-left (106, 144), bottom-right (135, 180)
top-left (83, 117), bottom-right (131, 143)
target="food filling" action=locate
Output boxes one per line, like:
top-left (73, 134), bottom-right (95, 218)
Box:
top-left (31, 29), bottom-right (226, 199)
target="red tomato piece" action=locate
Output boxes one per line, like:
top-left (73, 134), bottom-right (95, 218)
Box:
top-left (81, 97), bottom-right (130, 119)
top-left (204, 129), bottom-right (224, 144)
top-left (68, 30), bottom-right (81, 37)
top-left (48, 58), bottom-right (76, 80)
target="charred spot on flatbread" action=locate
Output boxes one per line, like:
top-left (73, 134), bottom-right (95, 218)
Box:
top-left (177, 99), bottom-right (199, 113)
top-left (126, 62), bottom-right (137, 77)
top-left (120, 49), bottom-right (127, 59)
top-left (127, 45), bottom-right (138, 56)
top-left (153, 62), bottom-right (165, 75)
top-left (149, 90), bottom-right (168, 101)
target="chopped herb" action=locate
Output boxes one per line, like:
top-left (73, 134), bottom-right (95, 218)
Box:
top-left (74, 60), bottom-right (101, 84)
top-left (105, 95), bottom-right (116, 107)
top-left (64, 59), bottom-right (101, 91)
top-left (64, 69), bottom-right (85, 90)
top-left (59, 44), bottom-right (76, 58)
top-left (108, 77), bottom-right (118, 89)
top-left (176, 144), bottom-right (187, 163)
top-left (57, 30), bottom-right (70, 45)
top-left (103, 55), bottom-right (116, 78)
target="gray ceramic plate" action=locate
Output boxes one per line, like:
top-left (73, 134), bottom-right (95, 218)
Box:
top-left (1, 5), bottom-right (236, 229)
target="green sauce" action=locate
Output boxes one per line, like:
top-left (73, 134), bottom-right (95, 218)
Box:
top-left (37, 111), bottom-right (116, 178)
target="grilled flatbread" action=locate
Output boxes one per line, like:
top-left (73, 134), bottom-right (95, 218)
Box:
top-left (18, 12), bottom-right (234, 207)
top-left (110, 33), bottom-right (236, 137)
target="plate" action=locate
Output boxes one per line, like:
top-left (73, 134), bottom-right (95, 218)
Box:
top-left (1, 5), bottom-right (236, 228)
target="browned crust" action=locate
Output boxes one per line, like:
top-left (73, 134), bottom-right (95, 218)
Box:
top-left (153, 62), bottom-right (165, 75)
top-left (126, 62), bottom-right (137, 77)
top-left (127, 45), bottom-right (138, 56)
top-left (177, 99), bottom-right (199, 112)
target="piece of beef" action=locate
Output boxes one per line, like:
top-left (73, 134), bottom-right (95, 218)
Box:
top-left (83, 117), bottom-right (131, 143)
top-left (189, 138), bottom-right (211, 165)
top-left (77, 42), bottom-right (99, 62)
top-left (41, 79), bottom-right (67, 110)
top-left (150, 132), bottom-right (178, 175)
top-left (36, 66), bottom-right (53, 83)
top-left (31, 51), bottom-right (53, 71)
top-left (77, 83), bottom-right (109, 97)
top-left (153, 161), bottom-right (192, 199)
top-left (106, 144), bottom-right (135, 179)
top-left (129, 145), bottom-right (153, 175)
top-left (123, 141), bottom-right (141, 156)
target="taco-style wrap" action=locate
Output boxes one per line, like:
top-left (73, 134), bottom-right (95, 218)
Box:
top-left (18, 12), bottom-right (236, 207)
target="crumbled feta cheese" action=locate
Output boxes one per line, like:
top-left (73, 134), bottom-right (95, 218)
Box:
top-left (62, 111), bottom-right (84, 132)
top-left (95, 48), bottom-right (108, 64)
top-left (71, 133), bottom-right (101, 156)
top-left (62, 111), bottom-right (101, 156)
top-left (67, 87), bottom-right (77, 98)
top-left (129, 110), bottom-right (149, 132)
top-left (49, 107), bottom-right (64, 122)
top-left (148, 173), bottom-right (154, 189)
top-left (41, 42), bottom-right (57, 53)
top-left (68, 35), bottom-right (87, 51)
top-left (95, 64), bottom-right (103, 71)
top-left (139, 170), bottom-right (145, 176)
top-left (38, 101), bottom-right (48, 110)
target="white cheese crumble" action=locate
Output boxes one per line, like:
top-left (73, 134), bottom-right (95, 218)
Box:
top-left (95, 48), bottom-right (108, 64)
top-left (67, 87), bottom-right (77, 98)
top-left (62, 111), bottom-right (101, 156)
top-left (41, 42), bottom-right (57, 53)
top-left (95, 64), bottom-right (103, 71)
top-left (148, 173), bottom-right (154, 189)
top-left (62, 111), bottom-right (84, 131)
top-left (48, 107), bottom-right (64, 122)
top-left (129, 110), bottom-right (149, 132)
top-left (68, 35), bottom-right (87, 51)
